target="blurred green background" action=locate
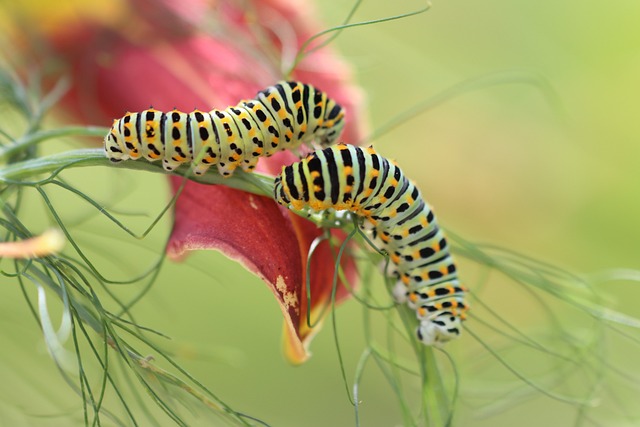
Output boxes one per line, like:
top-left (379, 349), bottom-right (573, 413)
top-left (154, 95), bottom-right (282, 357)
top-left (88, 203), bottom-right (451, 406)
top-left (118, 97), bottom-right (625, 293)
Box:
top-left (1, 0), bottom-right (639, 426)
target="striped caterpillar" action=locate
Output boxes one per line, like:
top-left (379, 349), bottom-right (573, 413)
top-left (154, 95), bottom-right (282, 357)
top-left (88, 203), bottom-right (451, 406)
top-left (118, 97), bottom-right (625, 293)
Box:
top-left (104, 81), bottom-right (345, 177)
top-left (274, 143), bottom-right (469, 345)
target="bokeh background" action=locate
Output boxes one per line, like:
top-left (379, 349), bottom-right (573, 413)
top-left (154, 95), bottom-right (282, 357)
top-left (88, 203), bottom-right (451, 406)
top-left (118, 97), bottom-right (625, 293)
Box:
top-left (0, 0), bottom-right (639, 426)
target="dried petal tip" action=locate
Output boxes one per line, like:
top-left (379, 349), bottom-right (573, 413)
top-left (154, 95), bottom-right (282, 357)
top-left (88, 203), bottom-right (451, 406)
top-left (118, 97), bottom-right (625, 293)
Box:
top-left (0, 229), bottom-right (65, 259)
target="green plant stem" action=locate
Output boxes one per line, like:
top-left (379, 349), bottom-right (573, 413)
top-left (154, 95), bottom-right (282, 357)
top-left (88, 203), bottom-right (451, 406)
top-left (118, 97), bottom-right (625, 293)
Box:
top-left (422, 346), bottom-right (451, 426)
top-left (0, 126), bottom-right (107, 162)
top-left (0, 148), bottom-right (275, 197)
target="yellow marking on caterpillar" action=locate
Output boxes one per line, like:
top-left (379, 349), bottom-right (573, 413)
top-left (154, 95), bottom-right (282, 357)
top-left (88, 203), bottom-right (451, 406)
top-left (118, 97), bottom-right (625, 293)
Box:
top-left (291, 199), bottom-right (305, 210)
top-left (310, 200), bottom-right (327, 211)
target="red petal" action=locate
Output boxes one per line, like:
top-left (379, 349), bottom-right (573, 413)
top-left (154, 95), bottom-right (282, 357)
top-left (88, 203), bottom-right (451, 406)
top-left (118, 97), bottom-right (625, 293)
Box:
top-left (166, 181), bottom-right (305, 344)
top-left (283, 213), bottom-right (358, 363)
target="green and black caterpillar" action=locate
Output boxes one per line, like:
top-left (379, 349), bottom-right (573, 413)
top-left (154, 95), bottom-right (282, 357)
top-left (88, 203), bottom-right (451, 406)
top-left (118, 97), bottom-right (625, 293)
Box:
top-left (104, 81), bottom-right (345, 176)
top-left (274, 143), bottom-right (469, 345)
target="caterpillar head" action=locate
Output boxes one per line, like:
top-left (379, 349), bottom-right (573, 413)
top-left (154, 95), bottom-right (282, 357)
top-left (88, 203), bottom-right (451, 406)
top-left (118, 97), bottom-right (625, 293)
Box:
top-left (104, 119), bottom-right (127, 163)
top-left (273, 174), bottom-right (288, 206)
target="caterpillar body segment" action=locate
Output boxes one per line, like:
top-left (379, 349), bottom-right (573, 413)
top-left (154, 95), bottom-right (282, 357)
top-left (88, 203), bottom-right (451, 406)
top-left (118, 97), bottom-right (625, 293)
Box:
top-left (274, 143), bottom-right (469, 346)
top-left (104, 81), bottom-right (345, 177)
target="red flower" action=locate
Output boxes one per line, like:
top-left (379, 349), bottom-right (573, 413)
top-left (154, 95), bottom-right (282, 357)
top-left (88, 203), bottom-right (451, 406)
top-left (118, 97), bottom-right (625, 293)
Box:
top-left (46, 0), bottom-right (366, 363)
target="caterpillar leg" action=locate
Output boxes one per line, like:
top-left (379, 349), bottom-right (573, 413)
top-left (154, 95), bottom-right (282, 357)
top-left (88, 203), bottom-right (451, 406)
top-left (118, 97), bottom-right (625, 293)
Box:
top-left (392, 280), bottom-right (409, 303)
top-left (162, 158), bottom-right (183, 172)
top-left (192, 162), bottom-right (212, 176)
top-left (190, 143), bottom-right (218, 176)
top-left (240, 155), bottom-right (259, 172)
top-left (416, 316), bottom-right (462, 346)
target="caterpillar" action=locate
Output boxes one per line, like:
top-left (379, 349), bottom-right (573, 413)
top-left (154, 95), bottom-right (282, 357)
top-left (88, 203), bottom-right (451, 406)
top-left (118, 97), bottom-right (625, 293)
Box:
top-left (104, 81), bottom-right (345, 177)
top-left (274, 143), bottom-right (469, 345)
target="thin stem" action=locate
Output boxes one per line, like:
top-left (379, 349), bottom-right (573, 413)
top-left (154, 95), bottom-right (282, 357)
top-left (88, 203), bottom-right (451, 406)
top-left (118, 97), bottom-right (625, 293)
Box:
top-left (0, 126), bottom-right (107, 161)
top-left (0, 148), bottom-right (274, 197)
